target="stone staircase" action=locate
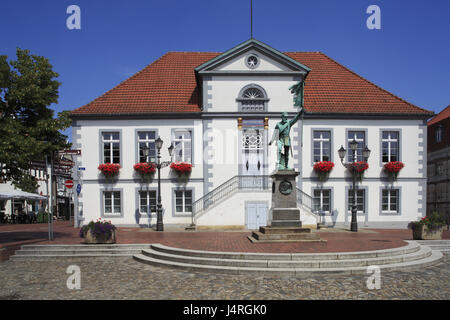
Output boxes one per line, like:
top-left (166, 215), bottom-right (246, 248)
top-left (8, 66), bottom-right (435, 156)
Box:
top-left (133, 241), bottom-right (443, 275)
top-left (10, 244), bottom-right (151, 260)
top-left (413, 240), bottom-right (450, 253)
top-left (249, 226), bottom-right (324, 242)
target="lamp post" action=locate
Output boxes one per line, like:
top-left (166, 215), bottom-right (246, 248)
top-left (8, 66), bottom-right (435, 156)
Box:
top-left (338, 139), bottom-right (371, 232)
top-left (142, 138), bottom-right (174, 231)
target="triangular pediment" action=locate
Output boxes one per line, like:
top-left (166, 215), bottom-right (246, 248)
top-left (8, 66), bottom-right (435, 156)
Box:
top-left (195, 39), bottom-right (310, 75)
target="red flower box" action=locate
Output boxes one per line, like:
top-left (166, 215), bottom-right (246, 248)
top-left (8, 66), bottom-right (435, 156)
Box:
top-left (133, 162), bottom-right (156, 175)
top-left (384, 161), bottom-right (404, 181)
top-left (170, 162), bottom-right (192, 174)
top-left (313, 161), bottom-right (335, 173)
top-left (384, 161), bottom-right (404, 173)
top-left (98, 163), bottom-right (121, 177)
top-left (348, 161), bottom-right (369, 173)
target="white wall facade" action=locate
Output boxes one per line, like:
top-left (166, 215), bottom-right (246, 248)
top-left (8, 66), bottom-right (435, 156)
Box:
top-left (72, 45), bottom-right (428, 229)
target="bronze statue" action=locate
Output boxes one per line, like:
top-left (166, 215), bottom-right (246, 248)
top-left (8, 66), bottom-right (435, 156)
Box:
top-left (269, 81), bottom-right (305, 170)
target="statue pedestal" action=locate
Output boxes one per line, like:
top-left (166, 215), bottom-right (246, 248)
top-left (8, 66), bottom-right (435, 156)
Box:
top-left (249, 169), bottom-right (325, 243)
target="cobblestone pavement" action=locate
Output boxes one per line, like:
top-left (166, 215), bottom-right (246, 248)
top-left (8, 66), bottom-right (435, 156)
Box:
top-left (0, 254), bottom-right (448, 300)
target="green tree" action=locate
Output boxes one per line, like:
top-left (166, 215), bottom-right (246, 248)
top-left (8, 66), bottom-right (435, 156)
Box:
top-left (0, 48), bottom-right (71, 188)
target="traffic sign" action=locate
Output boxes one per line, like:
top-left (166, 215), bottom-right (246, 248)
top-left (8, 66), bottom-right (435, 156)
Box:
top-left (78, 167), bottom-right (86, 171)
top-left (58, 149), bottom-right (81, 156)
top-left (65, 180), bottom-right (74, 189)
top-left (76, 184), bottom-right (82, 195)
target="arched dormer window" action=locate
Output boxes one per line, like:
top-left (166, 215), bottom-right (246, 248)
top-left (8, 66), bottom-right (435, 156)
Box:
top-left (236, 84), bottom-right (269, 112)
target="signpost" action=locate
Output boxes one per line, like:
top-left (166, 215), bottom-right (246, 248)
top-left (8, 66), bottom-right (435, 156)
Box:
top-left (65, 180), bottom-right (74, 189)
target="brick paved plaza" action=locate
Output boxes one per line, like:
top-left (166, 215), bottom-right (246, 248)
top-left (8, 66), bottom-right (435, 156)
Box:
top-left (0, 222), bottom-right (449, 300)
top-left (0, 255), bottom-right (449, 300)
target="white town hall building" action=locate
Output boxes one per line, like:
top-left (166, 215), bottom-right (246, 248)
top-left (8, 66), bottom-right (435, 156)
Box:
top-left (70, 39), bottom-right (433, 230)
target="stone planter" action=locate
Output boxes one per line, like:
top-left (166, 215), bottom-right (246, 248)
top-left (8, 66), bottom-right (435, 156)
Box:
top-left (412, 225), bottom-right (444, 240)
top-left (84, 229), bottom-right (117, 244)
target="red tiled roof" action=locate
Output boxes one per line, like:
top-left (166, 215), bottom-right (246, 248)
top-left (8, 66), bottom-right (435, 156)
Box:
top-left (428, 105), bottom-right (450, 126)
top-left (71, 51), bottom-right (433, 116)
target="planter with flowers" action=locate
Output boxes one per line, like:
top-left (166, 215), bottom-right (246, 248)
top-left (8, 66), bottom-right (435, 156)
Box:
top-left (313, 161), bottom-right (334, 181)
top-left (79, 219), bottom-right (117, 244)
top-left (133, 162), bottom-right (156, 182)
top-left (348, 161), bottom-right (369, 181)
top-left (409, 212), bottom-right (445, 240)
top-left (170, 162), bottom-right (192, 182)
top-left (384, 161), bottom-right (404, 182)
top-left (98, 163), bottom-right (121, 182)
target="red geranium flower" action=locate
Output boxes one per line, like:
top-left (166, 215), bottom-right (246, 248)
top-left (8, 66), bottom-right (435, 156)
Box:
top-left (348, 161), bottom-right (369, 173)
top-left (384, 161), bottom-right (405, 173)
top-left (98, 163), bottom-right (121, 177)
top-left (133, 162), bottom-right (156, 175)
top-left (313, 161), bottom-right (335, 173)
top-left (170, 162), bottom-right (192, 174)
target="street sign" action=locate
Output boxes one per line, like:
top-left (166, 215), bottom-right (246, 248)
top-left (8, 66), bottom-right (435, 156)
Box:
top-left (55, 159), bottom-right (75, 166)
top-left (78, 167), bottom-right (86, 171)
top-left (65, 180), bottom-right (74, 189)
top-left (76, 184), bottom-right (82, 195)
top-left (58, 149), bottom-right (81, 156)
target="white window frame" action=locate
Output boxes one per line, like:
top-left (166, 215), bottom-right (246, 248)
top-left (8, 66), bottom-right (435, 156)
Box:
top-left (381, 131), bottom-right (400, 163)
top-left (102, 132), bottom-right (120, 164)
top-left (172, 129), bottom-right (192, 163)
top-left (139, 190), bottom-right (157, 215)
top-left (313, 189), bottom-right (331, 215)
top-left (381, 189), bottom-right (399, 214)
top-left (347, 131), bottom-right (366, 162)
top-left (348, 189), bottom-right (365, 214)
top-left (174, 190), bottom-right (193, 214)
top-left (137, 131), bottom-right (157, 163)
top-left (312, 130), bottom-right (331, 163)
top-left (103, 191), bottom-right (121, 215)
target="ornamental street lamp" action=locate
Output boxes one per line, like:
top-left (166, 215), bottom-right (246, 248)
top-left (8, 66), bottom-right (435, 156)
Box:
top-left (142, 139), bottom-right (174, 231)
top-left (338, 139), bottom-right (371, 232)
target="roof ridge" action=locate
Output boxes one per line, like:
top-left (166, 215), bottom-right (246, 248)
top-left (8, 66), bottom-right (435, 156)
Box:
top-left (316, 52), bottom-right (433, 115)
top-left (428, 104), bottom-right (450, 126)
top-left (73, 53), bottom-right (171, 113)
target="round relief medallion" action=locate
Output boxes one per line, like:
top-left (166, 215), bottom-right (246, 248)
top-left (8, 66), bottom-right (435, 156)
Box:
top-left (279, 180), bottom-right (293, 195)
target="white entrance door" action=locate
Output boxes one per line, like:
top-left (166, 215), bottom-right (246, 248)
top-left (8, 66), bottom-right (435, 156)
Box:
top-left (241, 128), bottom-right (264, 188)
top-left (246, 202), bottom-right (268, 230)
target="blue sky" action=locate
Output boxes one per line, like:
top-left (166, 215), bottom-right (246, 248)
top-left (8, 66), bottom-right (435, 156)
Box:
top-left (1, 0), bottom-right (449, 140)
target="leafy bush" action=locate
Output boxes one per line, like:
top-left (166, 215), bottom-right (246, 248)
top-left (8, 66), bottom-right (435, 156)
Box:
top-left (409, 211), bottom-right (445, 230)
top-left (36, 211), bottom-right (49, 223)
top-left (79, 218), bottom-right (116, 240)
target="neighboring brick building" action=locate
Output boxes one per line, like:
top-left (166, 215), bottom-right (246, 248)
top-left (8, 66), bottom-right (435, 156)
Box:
top-left (427, 105), bottom-right (450, 227)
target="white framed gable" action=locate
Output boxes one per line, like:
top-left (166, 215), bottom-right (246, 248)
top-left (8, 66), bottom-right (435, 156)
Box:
top-left (195, 39), bottom-right (310, 76)
top-left (196, 39), bottom-right (310, 113)
top-left (214, 50), bottom-right (293, 72)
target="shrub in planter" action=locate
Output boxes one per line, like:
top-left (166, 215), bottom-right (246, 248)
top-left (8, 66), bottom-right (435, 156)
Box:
top-left (313, 161), bottom-right (334, 181)
top-left (133, 162), bottom-right (156, 181)
top-left (384, 161), bottom-right (404, 181)
top-left (98, 163), bottom-right (121, 180)
top-left (79, 219), bottom-right (117, 244)
top-left (409, 212), bottom-right (445, 240)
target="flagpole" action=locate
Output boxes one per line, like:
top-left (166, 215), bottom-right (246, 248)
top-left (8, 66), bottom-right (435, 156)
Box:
top-left (250, 0), bottom-right (253, 39)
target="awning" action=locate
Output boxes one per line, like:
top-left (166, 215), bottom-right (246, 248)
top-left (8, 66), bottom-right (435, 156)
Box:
top-left (0, 184), bottom-right (47, 200)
